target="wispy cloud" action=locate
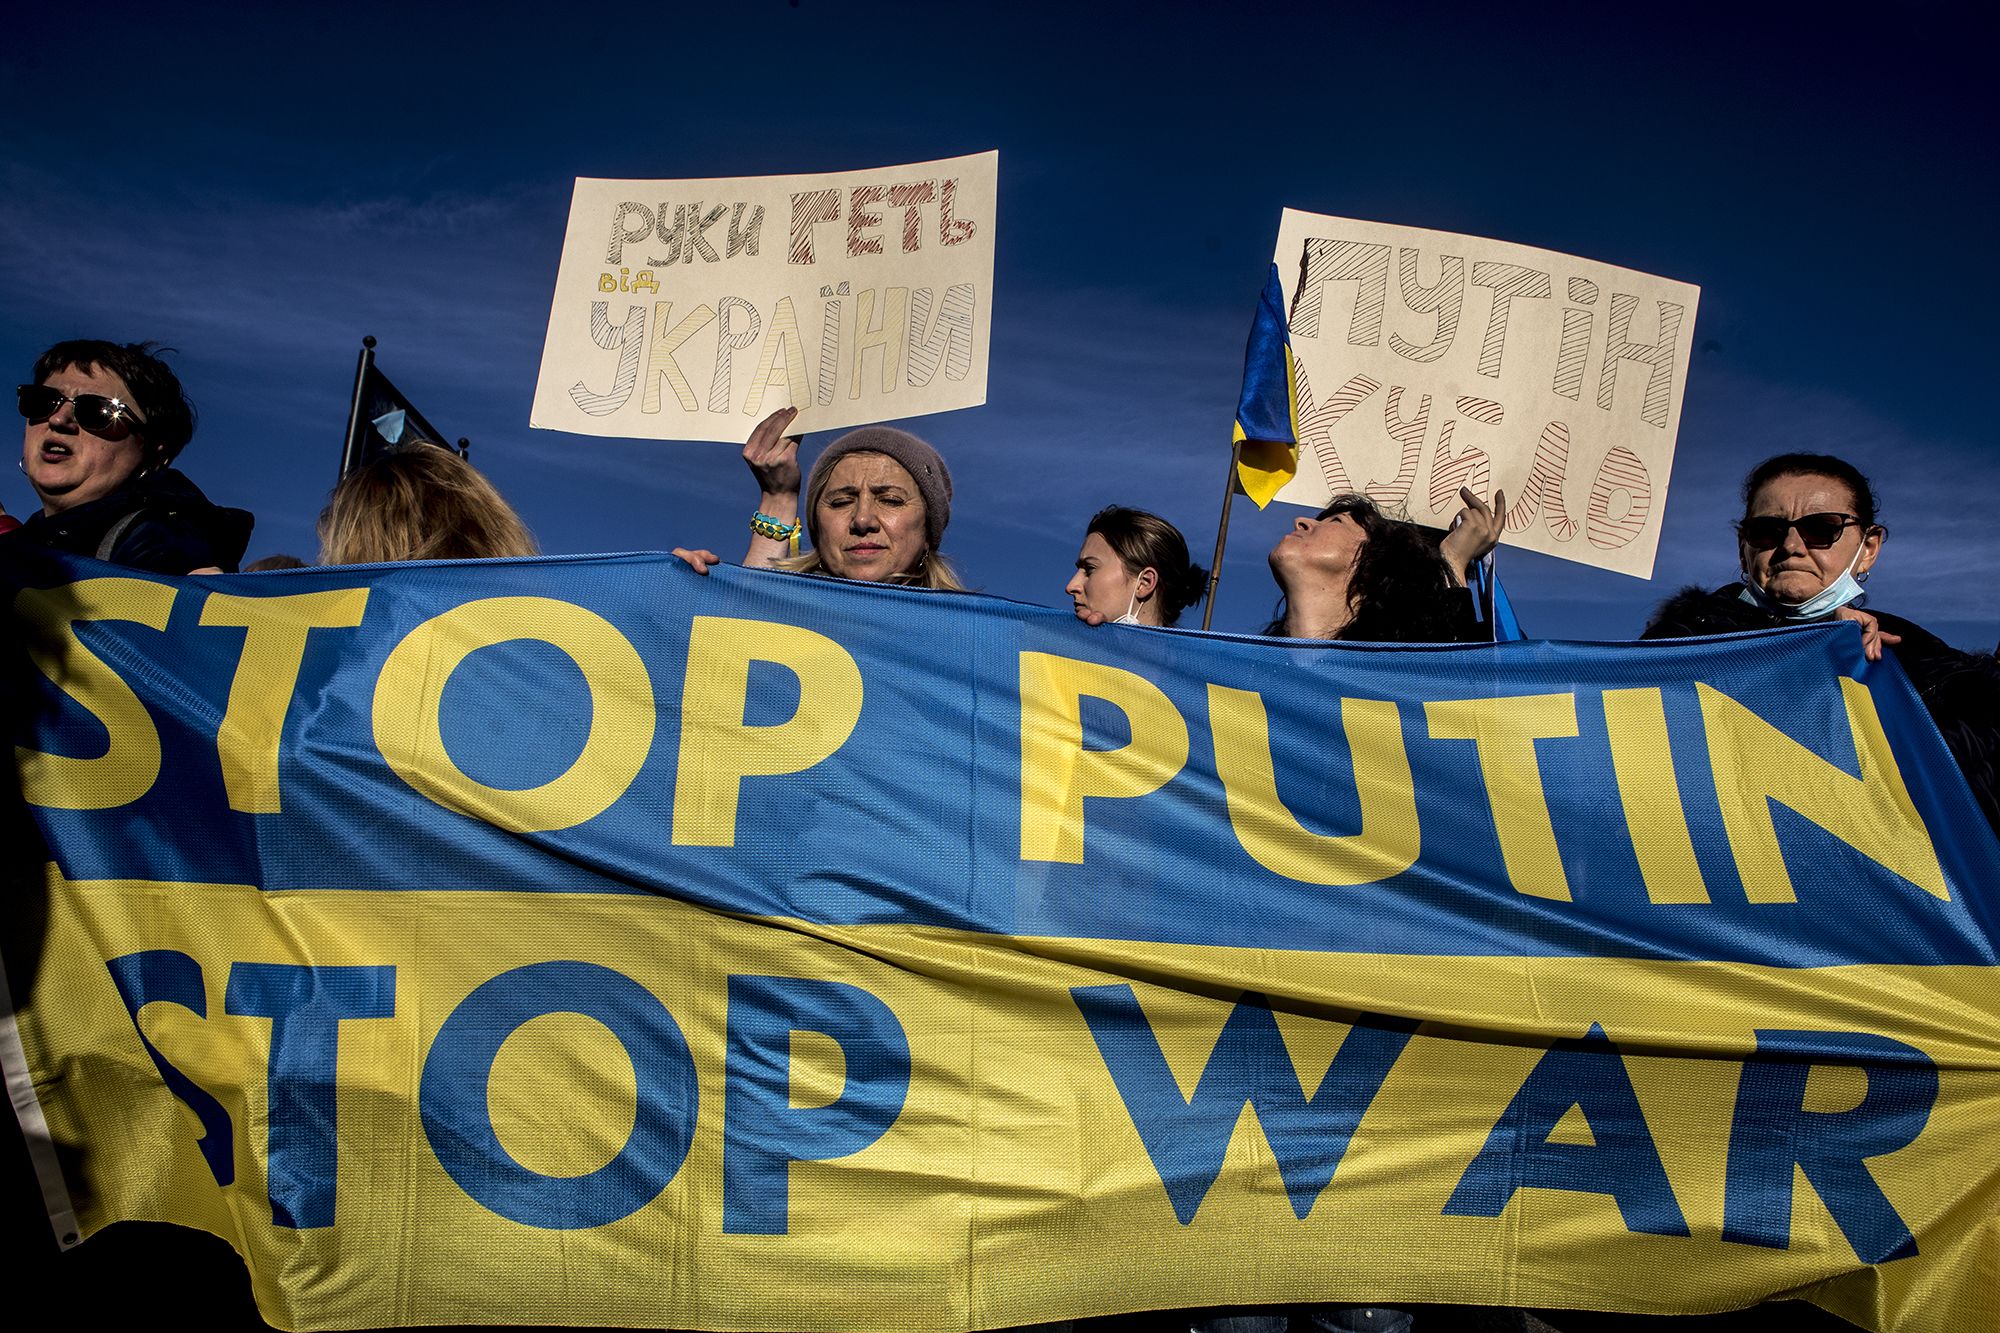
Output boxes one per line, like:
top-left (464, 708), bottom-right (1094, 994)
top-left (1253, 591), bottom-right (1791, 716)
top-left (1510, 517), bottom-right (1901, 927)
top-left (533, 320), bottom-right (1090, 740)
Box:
top-left (0, 168), bottom-right (561, 381)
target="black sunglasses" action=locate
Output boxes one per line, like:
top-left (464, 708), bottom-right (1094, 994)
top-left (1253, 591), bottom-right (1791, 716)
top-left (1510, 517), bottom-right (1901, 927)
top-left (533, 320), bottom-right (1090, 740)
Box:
top-left (17, 384), bottom-right (147, 439)
top-left (1736, 512), bottom-right (1865, 551)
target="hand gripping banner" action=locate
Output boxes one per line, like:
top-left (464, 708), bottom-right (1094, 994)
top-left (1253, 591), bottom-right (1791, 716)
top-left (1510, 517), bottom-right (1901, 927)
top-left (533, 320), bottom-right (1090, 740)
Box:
top-left (2, 548), bottom-right (1995, 1332)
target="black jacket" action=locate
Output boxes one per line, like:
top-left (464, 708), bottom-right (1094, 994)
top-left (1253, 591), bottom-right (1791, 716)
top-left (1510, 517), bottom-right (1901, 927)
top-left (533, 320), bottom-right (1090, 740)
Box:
top-left (9, 468), bottom-right (252, 575)
top-left (1643, 584), bottom-right (2000, 837)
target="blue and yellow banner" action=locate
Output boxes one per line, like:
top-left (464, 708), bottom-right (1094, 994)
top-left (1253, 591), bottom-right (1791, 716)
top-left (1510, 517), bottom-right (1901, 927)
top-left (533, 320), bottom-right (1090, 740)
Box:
top-left (3, 548), bottom-right (1996, 1332)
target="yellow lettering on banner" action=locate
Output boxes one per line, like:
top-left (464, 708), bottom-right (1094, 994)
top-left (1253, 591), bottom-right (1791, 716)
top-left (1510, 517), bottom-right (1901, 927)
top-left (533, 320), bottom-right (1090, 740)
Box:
top-left (673, 616), bottom-right (863, 847)
top-left (1425, 693), bottom-right (1579, 900)
top-left (199, 588), bottom-right (369, 814)
top-left (1603, 687), bottom-right (1709, 904)
top-left (1699, 678), bottom-right (1948, 902)
top-left (14, 578), bottom-right (175, 810)
top-left (1209, 688), bottom-right (1417, 885)
top-left (1019, 653), bottom-right (1188, 863)
top-left (373, 598), bottom-right (654, 832)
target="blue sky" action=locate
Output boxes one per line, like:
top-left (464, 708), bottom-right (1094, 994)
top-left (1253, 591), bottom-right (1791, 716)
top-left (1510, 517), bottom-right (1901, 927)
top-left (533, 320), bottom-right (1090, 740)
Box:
top-left (4, 0), bottom-right (1994, 647)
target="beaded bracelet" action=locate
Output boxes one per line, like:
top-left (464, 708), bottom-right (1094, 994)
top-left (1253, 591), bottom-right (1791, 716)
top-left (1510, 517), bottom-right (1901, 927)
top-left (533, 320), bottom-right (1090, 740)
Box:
top-left (751, 511), bottom-right (803, 546)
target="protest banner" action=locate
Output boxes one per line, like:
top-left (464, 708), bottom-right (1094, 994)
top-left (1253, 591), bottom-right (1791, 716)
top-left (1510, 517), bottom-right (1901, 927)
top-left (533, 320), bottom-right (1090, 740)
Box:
top-left (3, 547), bottom-right (1995, 1332)
top-left (1255, 211), bottom-right (1700, 578)
top-left (529, 152), bottom-right (997, 443)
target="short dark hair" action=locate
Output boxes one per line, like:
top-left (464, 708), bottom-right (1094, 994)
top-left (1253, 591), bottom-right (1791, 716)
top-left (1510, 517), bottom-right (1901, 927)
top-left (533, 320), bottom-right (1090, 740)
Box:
top-left (1741, 453), bottom-right (1880, 530)
top-left (1084, 506), bottom-right (1207, 626)
top-left (32, 340), bottom-right (197, 462)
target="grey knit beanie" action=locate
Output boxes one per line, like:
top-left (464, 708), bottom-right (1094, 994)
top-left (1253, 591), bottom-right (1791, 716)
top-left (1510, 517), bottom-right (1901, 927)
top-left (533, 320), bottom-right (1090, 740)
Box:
top-left (805, 426), bottom-right (954, 552)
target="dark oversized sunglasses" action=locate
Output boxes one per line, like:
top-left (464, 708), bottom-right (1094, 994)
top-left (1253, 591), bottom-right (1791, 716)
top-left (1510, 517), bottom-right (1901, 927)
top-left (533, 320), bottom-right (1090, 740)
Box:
top-left (16, 384), bottom-right (147, 438)
top-left (1736, 512), bottom-right (1865, 551)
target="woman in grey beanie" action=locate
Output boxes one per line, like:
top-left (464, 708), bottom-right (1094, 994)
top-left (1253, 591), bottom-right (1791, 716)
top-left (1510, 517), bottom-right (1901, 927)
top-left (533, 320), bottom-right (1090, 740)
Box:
top-left (731, 405), bottom-right (966, 590)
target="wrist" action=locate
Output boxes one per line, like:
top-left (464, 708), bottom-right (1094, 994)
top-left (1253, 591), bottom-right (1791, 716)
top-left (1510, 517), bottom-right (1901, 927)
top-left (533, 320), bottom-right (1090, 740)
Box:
top-left (751, 511), bottom-right (804, 549)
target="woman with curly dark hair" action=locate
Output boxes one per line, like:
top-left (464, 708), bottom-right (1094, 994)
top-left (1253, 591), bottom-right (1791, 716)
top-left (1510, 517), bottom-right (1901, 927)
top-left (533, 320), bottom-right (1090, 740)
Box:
top-left (1264, 490), bottom-right (1499, 643)
top-left (1222, 488), bottom-right (1505, 1333)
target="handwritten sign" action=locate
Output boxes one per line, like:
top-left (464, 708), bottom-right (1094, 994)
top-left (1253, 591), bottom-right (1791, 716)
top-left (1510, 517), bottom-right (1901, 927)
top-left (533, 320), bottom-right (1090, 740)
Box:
top-left (531, 152), bottom-right (997, 443)
top-left (1267, 211), bottom-right (1699, 578)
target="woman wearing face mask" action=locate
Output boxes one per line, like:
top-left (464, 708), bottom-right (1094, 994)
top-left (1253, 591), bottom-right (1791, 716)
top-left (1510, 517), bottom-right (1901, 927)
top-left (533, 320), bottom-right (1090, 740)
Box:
top-left (675, 406), bottom-right (965, 589)
top-left (1642, 452), bottom-right (1998, 831)
top-left (1066, 506), bottom-right (1206, 626)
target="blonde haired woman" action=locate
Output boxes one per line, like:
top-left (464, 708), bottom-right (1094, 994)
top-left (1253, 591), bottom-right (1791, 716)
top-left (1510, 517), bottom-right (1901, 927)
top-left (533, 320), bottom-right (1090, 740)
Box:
top-left (318, 445), bottom-right (537, 565)
top-left (675, 407), bottom-right (965, 589)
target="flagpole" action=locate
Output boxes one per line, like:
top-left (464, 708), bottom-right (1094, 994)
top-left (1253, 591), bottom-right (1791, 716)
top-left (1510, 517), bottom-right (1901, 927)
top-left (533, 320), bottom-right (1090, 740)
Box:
top-left (1482, 547), bottom-right (1499, 642)
top-left (1201, 438), bottom-right (1243, 631)
top-left (339, 335), bottom-right (377, 481)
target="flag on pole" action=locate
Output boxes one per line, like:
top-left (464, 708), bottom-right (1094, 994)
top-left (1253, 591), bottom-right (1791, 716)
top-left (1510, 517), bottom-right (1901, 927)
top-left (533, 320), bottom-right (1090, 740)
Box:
top-left (354, 361), bottom-right (449, 456)
top-left (340, 337), bottom-right (463, 478)
top-left (1231, 262), bottom-right (1301, 508)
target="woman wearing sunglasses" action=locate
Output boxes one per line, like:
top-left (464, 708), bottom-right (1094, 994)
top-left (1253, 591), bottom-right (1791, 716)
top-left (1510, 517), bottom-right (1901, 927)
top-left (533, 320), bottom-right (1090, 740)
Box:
top-left (1643, 452), bottom-right (1997, 832)
top-left (1, 339), bottom-right (250, 574)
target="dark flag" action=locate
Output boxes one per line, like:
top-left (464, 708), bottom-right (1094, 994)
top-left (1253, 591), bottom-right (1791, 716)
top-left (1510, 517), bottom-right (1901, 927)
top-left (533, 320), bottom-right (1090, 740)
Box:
top-left (339, 336), bottom-right (465, 477)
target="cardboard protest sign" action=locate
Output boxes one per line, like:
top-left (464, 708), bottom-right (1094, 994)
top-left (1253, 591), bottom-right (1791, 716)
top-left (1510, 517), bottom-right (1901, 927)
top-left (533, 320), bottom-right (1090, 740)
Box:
top-left (1265, 211), bottom-right (1699, 577)
top-left (531, 152), bottom-right (997, 443)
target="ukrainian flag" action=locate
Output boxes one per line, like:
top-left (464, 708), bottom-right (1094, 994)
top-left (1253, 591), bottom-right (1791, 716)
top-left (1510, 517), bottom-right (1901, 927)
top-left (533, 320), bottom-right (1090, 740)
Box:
top-left (1231, 262), bottom-right (1301, 508)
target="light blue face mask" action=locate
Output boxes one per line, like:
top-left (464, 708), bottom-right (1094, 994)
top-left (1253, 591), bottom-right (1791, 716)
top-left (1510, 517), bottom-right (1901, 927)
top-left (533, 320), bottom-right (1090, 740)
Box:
top-left (1739, 543), bottom-right (1869, 621)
